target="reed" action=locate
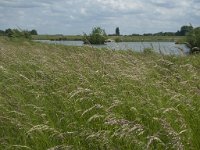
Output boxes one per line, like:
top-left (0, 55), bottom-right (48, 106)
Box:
top-left (0, 37), bottom-right (199, 149)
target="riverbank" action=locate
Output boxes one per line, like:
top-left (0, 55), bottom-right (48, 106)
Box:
top-left (0, 37), bottom-right (200, 149)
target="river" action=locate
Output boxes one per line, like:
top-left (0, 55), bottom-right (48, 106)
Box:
top-left (34, 40), bottom-right (190, 55)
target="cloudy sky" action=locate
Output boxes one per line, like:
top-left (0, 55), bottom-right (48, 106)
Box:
top-left (0, 0), bottom-right (199, 35)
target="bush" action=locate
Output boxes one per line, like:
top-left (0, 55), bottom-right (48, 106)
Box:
top-left (83, 27), bottom-right (107, 44)
top-left (0, 30), bottom-right (5, 36)
top-left (30, 29), bottom-right (38, 35)
top-left (186, 27), bottom-right (200, 54)
top-left (4, 28), bottom-right (34, 39)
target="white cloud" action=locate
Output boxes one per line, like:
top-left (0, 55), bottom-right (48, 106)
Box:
top-left (0, 0), bottom-right (199, 34)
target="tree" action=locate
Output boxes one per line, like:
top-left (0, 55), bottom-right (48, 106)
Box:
top-left (115, 27), bottom-right (120, 36)
top-left (186, 27), bottom-right (200, 53)
top-left (83, 27), bottom-right (107, 44)
top-left (23, 30), bottom-right (32, 39)
top-left (4, 28), bottom-right (32, 39)
top-left (0, 30), bottom-right (5, 36)
top-left (30, 29), bottom-right (38, 35)
top-left (177, 25), bottom-right (193, 36)
top-left (5, 28), bottom-right (14, 37)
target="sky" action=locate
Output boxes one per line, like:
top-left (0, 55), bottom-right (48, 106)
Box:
top-left (0, 0), bottom-right (200, 35)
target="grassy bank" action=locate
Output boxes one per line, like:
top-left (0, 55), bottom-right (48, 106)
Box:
top-left (32, 34), bottom-right (185, 43)
top-left (111, 35), bottom-right (185, 43)
top-left (32, 35), bottom-right (83, 41)
top-left (0, 37), bottom-right (200, 149)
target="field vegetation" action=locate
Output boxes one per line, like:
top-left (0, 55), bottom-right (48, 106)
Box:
top-left (0, 37), bottom-right (200, 149)
top-left (32, 35), bottom-right (83, 41)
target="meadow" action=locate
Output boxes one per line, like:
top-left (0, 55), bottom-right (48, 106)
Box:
top-left (32, 35), bottom-right (83, 41)
top-left (0, 37), bottom-right (200, 149)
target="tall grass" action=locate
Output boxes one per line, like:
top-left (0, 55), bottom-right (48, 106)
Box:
top-left (0, 37), bottom-right (199, 149)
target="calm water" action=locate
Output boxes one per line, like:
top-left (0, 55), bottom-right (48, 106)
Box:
top-left (35, 40), bottom-right (189, 55)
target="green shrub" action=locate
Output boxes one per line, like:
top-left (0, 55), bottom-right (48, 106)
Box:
top-left (83, 27), bottom-right (107, 44)
top-left (5, 28), bottom-right (32, 39)
top-left (186, 27), bottom-right (200, 53)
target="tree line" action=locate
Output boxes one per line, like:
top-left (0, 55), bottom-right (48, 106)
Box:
top-left (131, 25), bottom-right (194, 36)
top-left (107, 25), bottom-right (194, 36)
top-left (0, 28), bottom-right (38, 38)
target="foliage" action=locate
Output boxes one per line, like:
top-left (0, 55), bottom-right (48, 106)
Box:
top-left (176, 25), bottom-right (193, 36)
top-left (0, 30), bottom-right (5, 36)
top-left (0, 38), bottom-right (200, 149)
top-left (129, 25), bottom-right (193, 37)
top-left (83, 27), bottom-right (107, 44)
top-left (5, 28), bottom-right (14, 37)
top-left (4, 28), bottom-right (31, 39)
top-left (2, 28), bottom-right (38, 39)
top-left (30, 29), bottom-right (38, 35)
top-left (141, 25), bottom-right (193, 37)
top-left (115, 27), bottom-right (120, 36)
top-left (186, 27), bottom-right (200, 53)
top-left (186, 27), bottom-right (200, 48)
top-left (154, 32), bottom-right (175, 36)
